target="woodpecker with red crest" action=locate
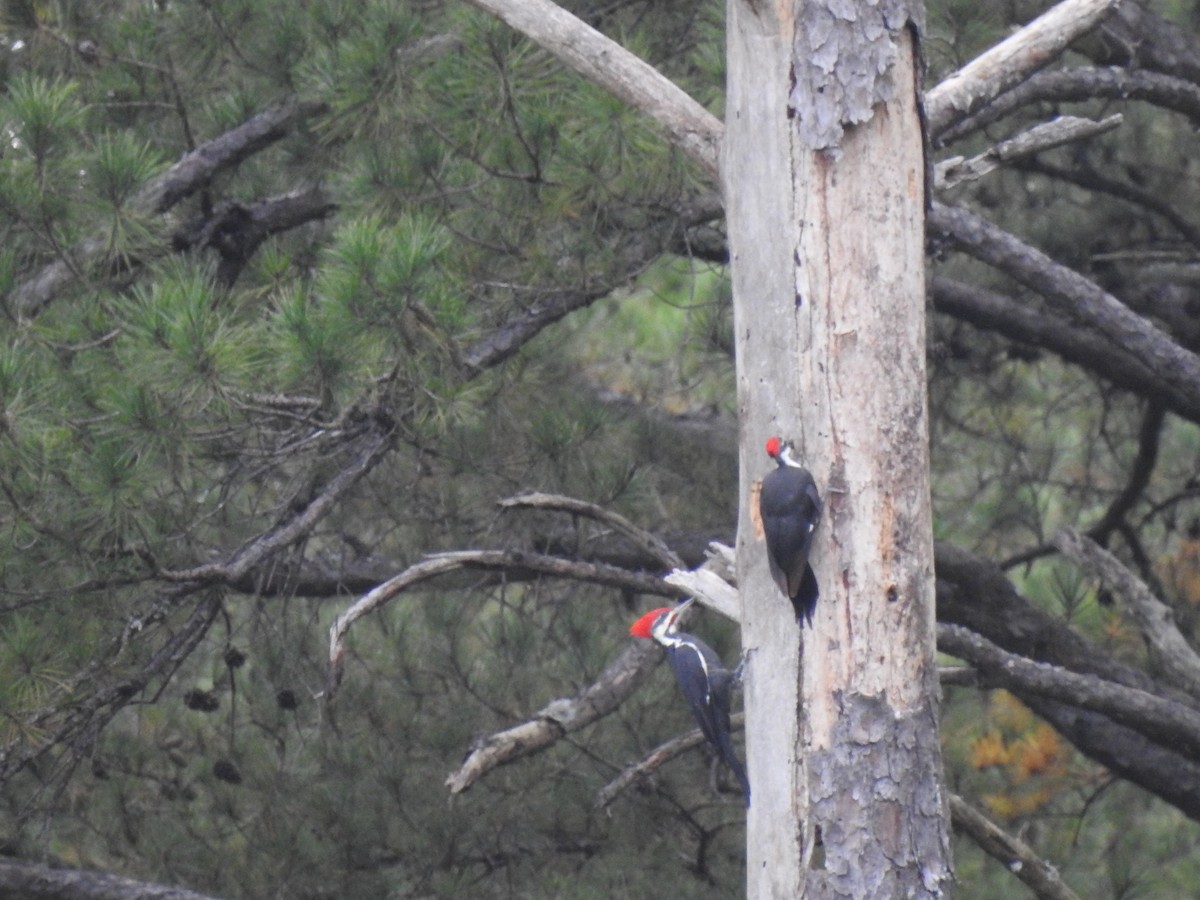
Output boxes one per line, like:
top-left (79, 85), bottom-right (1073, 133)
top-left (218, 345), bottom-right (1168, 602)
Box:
top-left (760, 436), bottom-right (822, 626)
top-left (629, 600), bottom-right (749, 805)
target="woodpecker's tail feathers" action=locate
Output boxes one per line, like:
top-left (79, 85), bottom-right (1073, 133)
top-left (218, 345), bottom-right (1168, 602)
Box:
top-left (715, 730), bottom-right (751, 806)
top-left (792, 564), bottom-right (819, 627)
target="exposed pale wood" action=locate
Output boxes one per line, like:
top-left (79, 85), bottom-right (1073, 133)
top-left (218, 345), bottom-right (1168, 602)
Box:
top-left (463, 0), bottom-right (720, 176)
top-left (925, 0), bottom-right (1123, 136)
top-left (724, 0), bottom-right (806, 888)
top-left (664, 566), bottom-right (740, 621)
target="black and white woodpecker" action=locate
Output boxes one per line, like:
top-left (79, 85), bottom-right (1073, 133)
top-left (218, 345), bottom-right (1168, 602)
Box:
top-left (629, 600), bottom-right (750, 805)
top-left (760, 436), bottom-right (823, 626)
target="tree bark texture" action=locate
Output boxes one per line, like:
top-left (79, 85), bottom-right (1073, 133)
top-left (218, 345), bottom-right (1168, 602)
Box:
top-left (726, 0), bottom-right (951, 895)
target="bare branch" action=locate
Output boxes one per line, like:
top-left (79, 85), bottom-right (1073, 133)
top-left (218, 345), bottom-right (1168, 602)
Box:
top-left (949, 794), bottom-right (1083, 900)
top-left (163, 427), bottom-right (394, 587)
top-left (1012, 158), bottom-right (1200, 249)
top-left (937, 67), bottom-right (1200, 146)
top-left (418, 547), bottom-right (739, 793)
top-left (446, 637), bottom-right (663, 794)
top-left (938, 545), bottom-right (1200, 820)
top-left (929, 202), bottom-right (1200, 416)
top-left (929, 278), bottom-right (1200, 424)
top-left (664, 544), bottom-right (740, 621)
top-left (596, 711), bottom-right (745, 808)
top-left (935, 114), bottom-right (1122, 189)
top-left (463, 0), bottom-right (720, 176)
top-left (1087, 2), bottom-right (1200, 85)
top-left (938, 623), bottom-right (1200, 758)
top-left (499, 491), bottom-right (684, 569)
top-left (924, 0), bottom-right (1122, 136)
top-left (1085, 403), bottom-right (1167, 545)
top-left (1056, 529), bottom-right (1200, 698)
top-left (325, 549), bottom-right (684, 696)
top-left (0, 857), bottom-right (224, 900)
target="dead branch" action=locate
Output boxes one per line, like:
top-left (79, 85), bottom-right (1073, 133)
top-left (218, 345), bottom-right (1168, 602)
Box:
top-left (938, 67), bottom-right (1200, 146)
top-left (596, 712), bottom-right (745, 808)
top-left (929, 202), bottom-right (1200, 418)
top-left (499, 491), bottom-right (684, 569)
top-left (446, 637), bottom-right (663, 794)
top-left (949, 793), bottom-right (1083, 900)
top-left (463, 0), bottom-right (720, 176)
top-left (0, 856), bottom-right (223, 900)
top-left (325, 549), bottom-right (684, 697)
top-left (928, 277), bottom-right (1199, 422)
top-left (664, 543), bottom-right (739, 621)
top-left (1056, 529), bottom-right (1200, 698)
top-left (938, 623), bottom-right (1200, 758)
top-left (935, 114), bottom-right (1122, 189)
top-left (924, 0), bottom-right (1122, 136)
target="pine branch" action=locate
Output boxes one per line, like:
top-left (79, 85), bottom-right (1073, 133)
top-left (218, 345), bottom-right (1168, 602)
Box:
top-left (171, 184), bottom-right (337, 287)
top-left (9, 97), bottom-right (326, 318)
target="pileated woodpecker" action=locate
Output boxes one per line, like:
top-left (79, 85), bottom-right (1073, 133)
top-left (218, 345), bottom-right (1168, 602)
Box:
top-left (760, 436), bottom-right (822, 625)
top-left (629, 601), bottom-right (750, 805)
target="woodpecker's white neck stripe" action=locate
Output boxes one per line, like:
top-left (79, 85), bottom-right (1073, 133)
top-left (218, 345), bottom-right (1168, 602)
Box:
top-left (778, 444), bottom-right (803, 467)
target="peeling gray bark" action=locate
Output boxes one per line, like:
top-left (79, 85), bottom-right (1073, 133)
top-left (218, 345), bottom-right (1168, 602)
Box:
top-left (809, 694), bottom-right (947, 897)
top-left (789, 0), bottom-right (922, 150)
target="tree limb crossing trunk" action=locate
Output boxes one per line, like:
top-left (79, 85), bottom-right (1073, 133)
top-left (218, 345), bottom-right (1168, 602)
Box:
top-left (727, 0), bottom-right (951, 894)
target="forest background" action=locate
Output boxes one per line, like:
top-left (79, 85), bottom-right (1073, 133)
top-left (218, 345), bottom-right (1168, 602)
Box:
top-left (4, 0), bottom-right (1200, 897)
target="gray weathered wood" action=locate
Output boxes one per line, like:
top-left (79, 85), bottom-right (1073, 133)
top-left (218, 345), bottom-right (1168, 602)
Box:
top-left (727, 0), bottom-right (950, 894)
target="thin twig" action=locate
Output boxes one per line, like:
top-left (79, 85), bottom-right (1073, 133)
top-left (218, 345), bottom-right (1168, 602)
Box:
top-left (950, 793), bottom-right (1083, 900)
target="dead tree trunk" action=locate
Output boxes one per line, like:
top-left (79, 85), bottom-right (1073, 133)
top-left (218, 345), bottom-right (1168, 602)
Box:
top-left (726, 0), bottom-right (951, 895)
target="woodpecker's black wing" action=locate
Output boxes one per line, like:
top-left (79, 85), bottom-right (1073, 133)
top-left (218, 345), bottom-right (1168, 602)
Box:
top-left (665, 634), bottom-right (750, 805)
top-left (760, 465), bottom-right (822, 625)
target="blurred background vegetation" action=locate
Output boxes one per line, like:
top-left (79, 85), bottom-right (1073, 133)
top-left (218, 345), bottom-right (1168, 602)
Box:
top-left (2, 0), bottom-right (1200, 897)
